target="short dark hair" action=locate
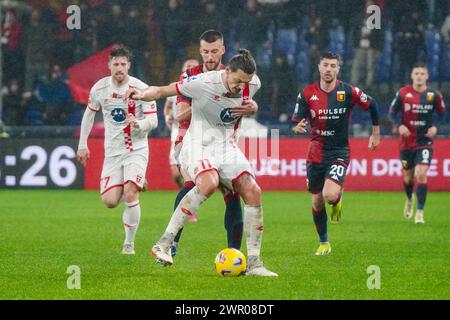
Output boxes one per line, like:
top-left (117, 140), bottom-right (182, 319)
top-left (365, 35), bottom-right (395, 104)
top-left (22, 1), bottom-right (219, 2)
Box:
top-left (228, 49), bottom-right (256, 74)
top-left (109, 45), bottom-right (132, 61)
top-left (200, 30), bottom-right (224, 43)
top-left (412, 62), bottom-right (428, 70)
top-left (319, 52), bottom-right (341, 65)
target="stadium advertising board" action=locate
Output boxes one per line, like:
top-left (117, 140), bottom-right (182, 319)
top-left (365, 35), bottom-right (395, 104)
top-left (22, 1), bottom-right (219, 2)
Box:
top-left (2, 138), bottom-right (449, 191)
top-left (83, 138), bottom-right (450, 192)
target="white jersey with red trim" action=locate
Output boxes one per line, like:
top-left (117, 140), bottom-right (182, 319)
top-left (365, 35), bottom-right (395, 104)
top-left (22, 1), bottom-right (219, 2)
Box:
top-left (88, 76), bottom-right (157, 157)
top-left (176, 70), bottom-right (260, 148)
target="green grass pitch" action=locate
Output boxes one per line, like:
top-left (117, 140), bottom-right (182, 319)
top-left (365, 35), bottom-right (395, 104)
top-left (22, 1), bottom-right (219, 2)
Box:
top-left (0, 190), bottom-right (449, 300)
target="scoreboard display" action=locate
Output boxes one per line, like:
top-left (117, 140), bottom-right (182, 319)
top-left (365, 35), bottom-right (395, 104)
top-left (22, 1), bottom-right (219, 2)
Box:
top-left (0, 139), bottom-right (84, 189)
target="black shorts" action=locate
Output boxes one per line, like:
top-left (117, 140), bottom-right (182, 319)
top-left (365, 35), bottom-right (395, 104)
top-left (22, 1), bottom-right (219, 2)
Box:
top-left (400, 148), bottom-right (433, 170)
top-left (306, 150), bottom-right (349, 194)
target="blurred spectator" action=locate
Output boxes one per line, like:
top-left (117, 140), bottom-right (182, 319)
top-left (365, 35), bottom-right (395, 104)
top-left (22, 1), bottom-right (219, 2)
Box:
top-left (73, 5), bottom-right (99, 63)
top-left (123, 6), bottom-right (148, 80)
top-left (441, 14), bottom-right (450, 46)
top-left (97, 4), bottom-right (126, 49)
top-left (351, 0), bottom-right (384, 89)
top-left (22, 91), bottom-right (44, 126)
top-left (266, 52), bottom-right (296, 120)
top-left (35, 64), bottom-right (74, 125)
top-left (2, 79), bottom-right (24, 126)
top-left (161, 0), bottom-right (189, 82)
top-left (1, 9), bottom-right (23, 85)
top-left (233, 0), bottom-right (267, 56)
top-left (394, 9), bottom-right (425, 82)
top-left (23, 9), bottom-right (53, 91)
top-left (52, 5), bottom-right (75, 68)
top-left (305, 16), bottom-right (330, 82)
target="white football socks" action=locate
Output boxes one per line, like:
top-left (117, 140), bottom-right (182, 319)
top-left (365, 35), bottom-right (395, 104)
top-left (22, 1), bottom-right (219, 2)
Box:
top-left (123, 200), bottom-right (141, 244)
top-left (162, 186), bottom-right (207, 243)
top-left (244, 205), bottom-right (264, 259)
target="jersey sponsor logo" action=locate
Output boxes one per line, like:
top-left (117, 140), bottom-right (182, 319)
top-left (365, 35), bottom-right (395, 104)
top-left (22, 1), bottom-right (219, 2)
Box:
top-left (337, 91), bottom-right (345, 102)
top-left (111, 108), bottom-right (126, 122)
top-left (409, 120), bottom-right (426, 126)
top-left (310, 95), bottom-right (319, 101)
top-left (220, 108), bottom-right (237, 123)
top-left (426, 92), bottom-right (434, 101)
top-left (315, 129), bottom-right (336, 136)
top-left (317, 107), bottom-right (347, 115)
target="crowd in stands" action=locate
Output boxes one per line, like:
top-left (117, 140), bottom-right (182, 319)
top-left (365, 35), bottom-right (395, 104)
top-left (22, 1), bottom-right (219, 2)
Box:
top-left (1, 0), bottom-right (449, 135)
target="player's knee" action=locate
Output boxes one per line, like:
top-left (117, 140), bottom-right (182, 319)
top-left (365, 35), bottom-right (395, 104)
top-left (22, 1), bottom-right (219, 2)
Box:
top-left (102, 197), bottom-right (119, 209)
top-left (416, 173), bottom-right (427, 184)
top-left (123, 188), bottom-right (138, 203)
top-left (323, 190), bottom-right (340, 205)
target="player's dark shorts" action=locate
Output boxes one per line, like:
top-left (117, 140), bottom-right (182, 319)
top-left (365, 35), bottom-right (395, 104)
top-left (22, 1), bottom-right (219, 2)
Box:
top-left (306, 149), bottom-right (349, 194)
top-left (400, 148), bottom-right (433, 169)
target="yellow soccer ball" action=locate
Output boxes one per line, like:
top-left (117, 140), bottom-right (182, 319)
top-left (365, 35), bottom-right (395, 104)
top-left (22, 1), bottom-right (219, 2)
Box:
top-left (214, 248), bottom-right (247, 276)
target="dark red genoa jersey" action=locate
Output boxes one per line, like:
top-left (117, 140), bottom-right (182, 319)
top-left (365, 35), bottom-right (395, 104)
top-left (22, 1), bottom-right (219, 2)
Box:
top-left (292, 80), bottom-right (372, 163)
top-left (389, 85), bottom-right (446, 151)
top-left (174, 63), bottom-right (226, 145)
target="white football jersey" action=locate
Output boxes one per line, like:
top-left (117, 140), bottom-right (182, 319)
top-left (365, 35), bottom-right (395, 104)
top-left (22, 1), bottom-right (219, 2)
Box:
top-left (166, 95), bottom-right (179, 142)
top-left (176, 70), bottom-right (260, 148)
top-left (88, 76), bottom-right (157, 157)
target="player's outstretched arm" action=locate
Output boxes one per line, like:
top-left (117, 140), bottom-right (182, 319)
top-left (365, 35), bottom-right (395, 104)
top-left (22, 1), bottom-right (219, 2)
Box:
top-left (77, 107), bottom-right (96, 166)
top-left (369, 125), bottom-right (381, 150)
top-left (292, 118), bottom-right (308, 134)
top-left (126, 83), bottom-right (178, 101)
top-left (175, 101), bottom-right (192, 123)
top-left (367, 98), bottom-right (381, 150)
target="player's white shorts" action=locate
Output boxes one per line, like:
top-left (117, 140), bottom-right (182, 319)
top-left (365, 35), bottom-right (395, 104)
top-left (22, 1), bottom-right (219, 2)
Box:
top-left (100, 148), bottom-right (148, 195)
top-left (179, 143), bottom-right (254, 191)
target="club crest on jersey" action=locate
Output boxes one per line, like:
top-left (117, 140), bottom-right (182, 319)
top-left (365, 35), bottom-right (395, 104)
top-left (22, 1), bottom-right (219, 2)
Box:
top-left (337, 91), bottom-right (345, 102)
top-left (111, 108), bottom-right (126, 122)
top-left (310, 109), bottom-right (316, 119)
top-left (220, 108), bottom-right (237, 123)
top-left (426, 92), bottom-right (434, 101)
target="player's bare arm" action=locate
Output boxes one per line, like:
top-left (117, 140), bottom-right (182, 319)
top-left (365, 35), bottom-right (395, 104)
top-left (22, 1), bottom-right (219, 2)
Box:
top-left (126, 83), bottom-right (178, 101)
top-left (369, 125), bottom-right (381, 150)
top-left (398, 124), bottom-right (411, 137)
top-left (163, 99), bottom-right (174, 129)
top-left (425, 126), bottom-right (437, 139)
top-left (175, 101), bottom-right (192, 123)
top-left (292, 118), bottom-right (308, 134)
top-left (76, 107), bottom-right (96, 167)
top-left (231, 100), bottom-right (258, 117)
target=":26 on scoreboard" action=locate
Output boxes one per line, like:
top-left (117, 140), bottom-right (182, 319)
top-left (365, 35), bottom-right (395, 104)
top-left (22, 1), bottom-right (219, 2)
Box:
top-left (0, 139), bottom-right (84, 189)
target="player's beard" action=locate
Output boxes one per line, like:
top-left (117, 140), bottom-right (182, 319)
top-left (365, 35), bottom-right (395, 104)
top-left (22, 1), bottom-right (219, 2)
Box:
top-left (205, 60), bottom-right (220, 71)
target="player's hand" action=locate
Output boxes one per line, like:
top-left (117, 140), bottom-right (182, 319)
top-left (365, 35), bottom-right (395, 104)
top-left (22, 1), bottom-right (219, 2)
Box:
top-left (165, 114), bottom-right (174, 129)
top-left (398, 125), bottom-right (410, 137)
top-left (292, 119), bottom-right (308, 134)
top-left (425, 126), bottom-right (437, 139)
top-left (368, 133), bottom-right (381, 150)
top-left (76, 148), bottom-right (90, 167)
top-left (125, 87), bottom-right (144, 101)
top-left (125, 113), bottom-right (139, 128)
top-left (231, 100), bottom-right (258, 117)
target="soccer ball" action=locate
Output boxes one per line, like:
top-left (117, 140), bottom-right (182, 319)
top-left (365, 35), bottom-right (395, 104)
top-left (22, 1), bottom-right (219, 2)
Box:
top-left (214, 248), bottom-right (247, 276)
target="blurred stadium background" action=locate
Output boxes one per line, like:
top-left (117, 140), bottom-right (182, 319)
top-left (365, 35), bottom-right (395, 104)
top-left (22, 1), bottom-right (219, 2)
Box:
top-left (1, 0), bottom-right (449, 132)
